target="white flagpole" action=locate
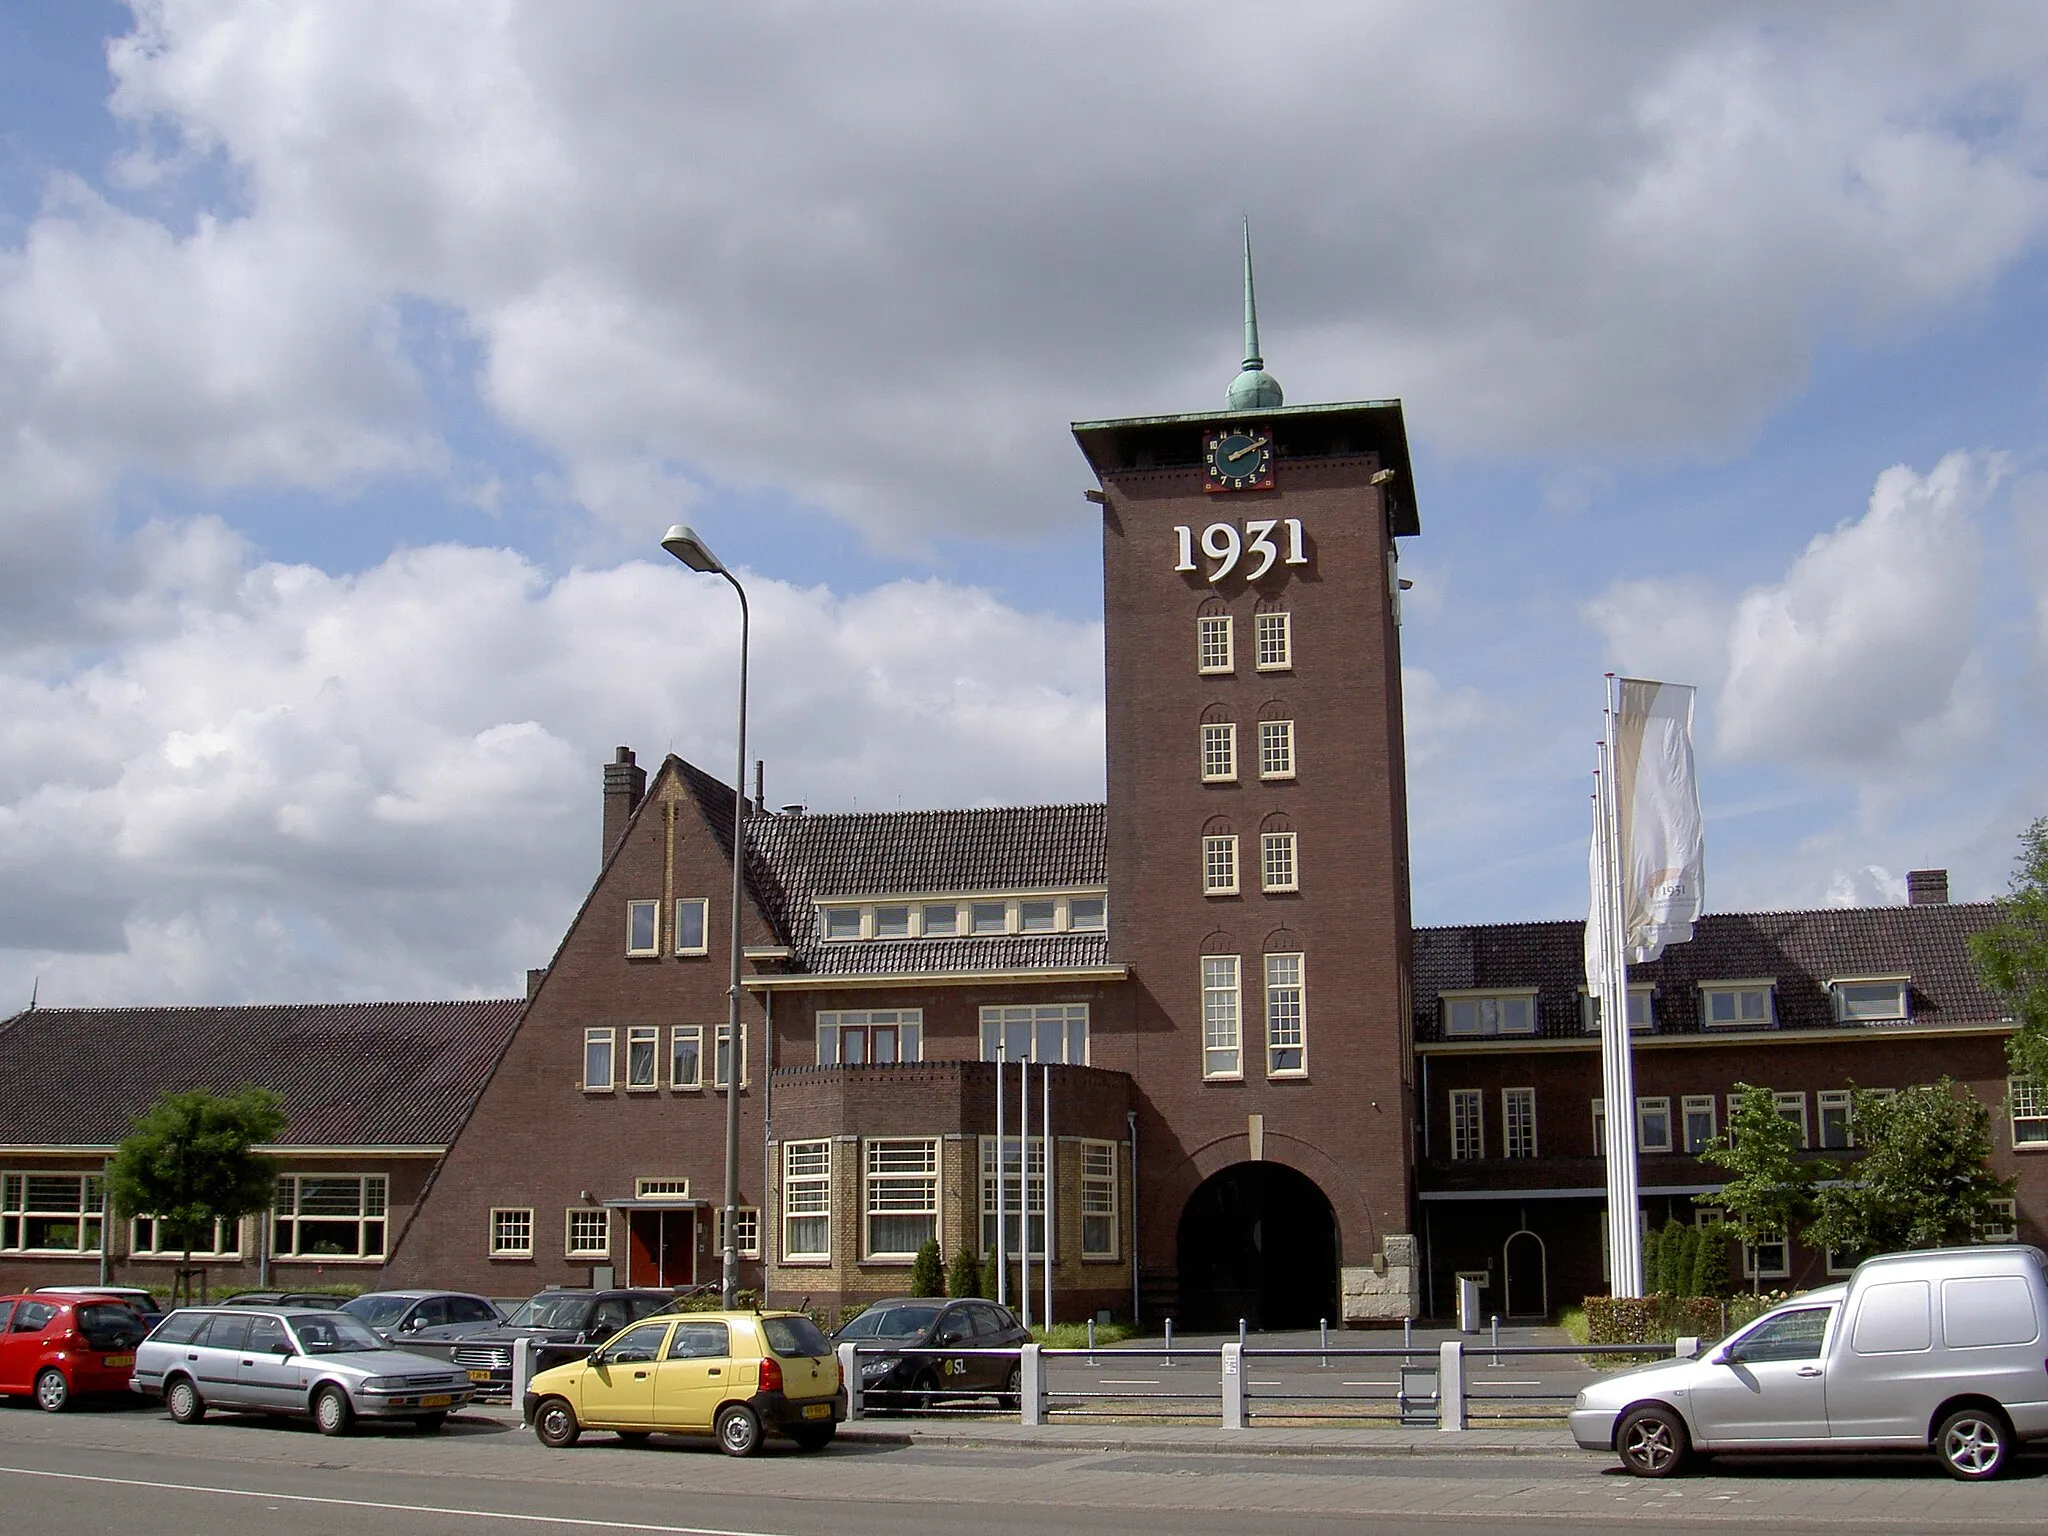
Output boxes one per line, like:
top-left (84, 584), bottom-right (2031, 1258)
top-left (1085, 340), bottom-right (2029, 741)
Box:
top-left (995, 1036), bottom-right (1007, 1307)
top-left (1019, 1052), bottom-right (1032, 1328)
top-left (1042, 1062), bottom-right (1054, 1330)
top-left (1599, 674), bottom-right (1645, 1296)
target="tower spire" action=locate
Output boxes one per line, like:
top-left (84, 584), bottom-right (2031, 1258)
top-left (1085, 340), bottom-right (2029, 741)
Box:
top-left (1226, 217), bottom-right (1284, 410)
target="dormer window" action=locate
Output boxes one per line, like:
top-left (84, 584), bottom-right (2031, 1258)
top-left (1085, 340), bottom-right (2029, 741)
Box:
top-left (1831, 977), bottom-right (1909, 1023)
top-left (1701, 981), bottom-right (1775, 1029)
top-left (1580, 986), bottom-right (1652, 1033)
top-left (1441, 989), bottom-right (1538, 1038)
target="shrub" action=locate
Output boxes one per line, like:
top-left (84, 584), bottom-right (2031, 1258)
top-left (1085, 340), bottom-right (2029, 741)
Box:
top-left (909, 1239), bottom-right (944, 1297)
top-left (1691, 1222), bottom-right (1730, 1298)
top-left (946, 1244), bottom-right (986, 1299)
top-left (1583, 1293), bottom-right (1723, 1345)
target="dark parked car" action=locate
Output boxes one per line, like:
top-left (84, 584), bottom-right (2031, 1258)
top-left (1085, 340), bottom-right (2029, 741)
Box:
top-left (833, 1298), bottom-right (1028, 1409)
top-left (0, 1293), bottom-right (149, 1411)
top-left (218, 1290), bottom-right (343, 1308)
top-left (33, 1286), bottom-right (164, 1331)
top-left (450, 1287), bottom-right (679, 1397)
top-left (342, 1290), bottom-right (503, 1345)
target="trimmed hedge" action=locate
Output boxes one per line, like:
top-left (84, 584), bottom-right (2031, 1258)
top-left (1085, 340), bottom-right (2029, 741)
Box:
top-left (1584, 1293), bottom-right (1725, 1345)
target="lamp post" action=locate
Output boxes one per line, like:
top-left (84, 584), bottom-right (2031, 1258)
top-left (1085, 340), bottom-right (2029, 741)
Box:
top-left (661, 523), bottom-right (749, 1310)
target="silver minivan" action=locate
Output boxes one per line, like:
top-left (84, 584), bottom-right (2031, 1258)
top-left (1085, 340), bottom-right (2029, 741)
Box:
top-left (1572, 1245), bottom-right (2048, 1480)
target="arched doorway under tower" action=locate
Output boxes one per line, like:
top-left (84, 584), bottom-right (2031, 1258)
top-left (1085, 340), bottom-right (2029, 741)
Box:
top-left (1175, 1162), bottom-right (1339, 1331)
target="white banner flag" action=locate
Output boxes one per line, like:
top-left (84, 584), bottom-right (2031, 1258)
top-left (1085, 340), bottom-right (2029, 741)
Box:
top-left (1611, 678), bottom-right (1705, 963)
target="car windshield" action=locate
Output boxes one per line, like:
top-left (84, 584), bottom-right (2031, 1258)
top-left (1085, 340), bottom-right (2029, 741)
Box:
top-left (78, 1304), bottom-right (147, 1350)
top-left (502, 1294), bottom-right (595, 1330)
top-left (841, 1304), bottom-right (941, 1340)
top-left (286, 1313), bottom-right (388, 1354)
top-left (342, 1295), bottom-right (416, 1328)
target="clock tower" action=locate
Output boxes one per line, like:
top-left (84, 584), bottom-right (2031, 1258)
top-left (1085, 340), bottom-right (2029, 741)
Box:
top-left (1072, 227), bottom-right (1421, 1324)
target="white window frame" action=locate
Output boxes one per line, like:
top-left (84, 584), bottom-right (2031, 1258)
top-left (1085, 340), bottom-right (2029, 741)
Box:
top-left (1579, 985), bottom-right (1653, 1033)
top-left (1201, 955), bottom-right (1243, 1079)
top-left (1681, 1094), bottom-right (1718, 1155)
top-left (713, 1023), bottom-right (749, 1089)
top-left (1745, 1233), bottom-right (1790, 1280)
top-left (670, 1025), bottom-right (703, 1090)
top-left (1701, 980), bottom-right (1776, 1029)
top-left (129, 1213), bottom-right (240, 1260)
top-left (818, 1009), bottom-right (925, 1067)
top-left (1502, 1087), bottom-right (1537, 1159)
top-left (272, 1174), bottom-right (388, 1261)
top-left (625, 1025), bottom-right (659, 1091)
top-left (719, 1206), bottom-right (762, 1260)
top-left (1775, 1091), bottom-right (1810, 1148)
top-left (1591, 1098), bottom-right (1606, 1157)
top-left (626, 899), bottom-right (660, 957)
top-left (873, 904), bottom-right (912, 939)
top-left (1200, 722), bottom-right (1238, 783)
top-left (918, 902), bottom-right (959, 937)
top-left (980, 1004), bottom-right (1089, 1065)
top-left (782, 1140), bottom-right (832, 1262)
top-left (1080, 1140), bottom-right (1119, 1260)
top-left (2011, 1077), bottom-right (2048, 1148)
top-left (1257, 719), bottom-right (1296, 781)
top-left (821, 906), bottom-right (865, 942)
top-left (674, 897), bottom-right (710, 956)
top-left (1817, 1089), bottom-right (1854, 1150)
top-left (1254, 610), bottom-right (1292, 671)
top-left (1067, 895), bottom-right (1107, 932)
top-left (583, 1027), bottom-right (615, 1091)
top-left (1441, 989), bottom-right (1539, 1038)
top-left (1636, 1096), bottom-right (1673, 1153)
top-left (635, 1177), bottom-right (691, 1199)
top-left (565, 1208), bottom-right (611, 1259)
top-left (1265, 952), bottom-right (1307, 1077)
top-left (1260, 831), bottom-right (1298, 893)
top-left (1197, 613), bottom-right (1234, 674)
top-left (979, 1135), bottom-right (1047, 1258)
top-left (1978, 1198), bottom-right (2019, 1244)
top-left (1449, 1089), bottom-right (1484, 1160)
top-left (1831, 977), bottom-right (1909, 1023)
top-left (864, 1138), bottom-right (940, 1261)
top-left (490, 1207), bottom-right (535, 1258)
top-left (1203, 835), bottom-right (1239, 896)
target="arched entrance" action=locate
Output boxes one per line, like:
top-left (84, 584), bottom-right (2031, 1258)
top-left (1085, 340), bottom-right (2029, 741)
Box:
top-left (1175, 1163), bottom-right (1339, 1330)
top-left (1503, 1229), bottom-right (1547, 1319)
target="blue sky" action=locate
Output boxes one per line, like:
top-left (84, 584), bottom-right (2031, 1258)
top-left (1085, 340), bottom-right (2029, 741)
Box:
top-left (2, 3), bottom-right (2045, 1005)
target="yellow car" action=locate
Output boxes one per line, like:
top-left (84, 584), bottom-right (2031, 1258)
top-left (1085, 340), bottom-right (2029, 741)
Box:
top-left (524, 1310), bottom-right (842, 1455)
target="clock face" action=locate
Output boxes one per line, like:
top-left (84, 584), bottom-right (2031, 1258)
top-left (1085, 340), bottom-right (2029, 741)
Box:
top-left (1203, 426), bottom-right (1275, 492)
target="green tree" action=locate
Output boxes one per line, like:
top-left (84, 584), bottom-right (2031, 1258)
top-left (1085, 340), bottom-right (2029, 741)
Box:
top-left (1972, 817), bottom-right (2048, 1085)
top-left (909, 1238), bottom-right (944, 1297)
top-left (1689, 1217), bottom-right (1730, 1298)
top-left (1699, 1083), bottom-right (1830, 1290)
top-left (945, 1244), bottom-right (986, 1299)
top-left (1806, 1080), bottom-right (2015, 1258)
top-left (108, 1086), bottom-right (286, 1303)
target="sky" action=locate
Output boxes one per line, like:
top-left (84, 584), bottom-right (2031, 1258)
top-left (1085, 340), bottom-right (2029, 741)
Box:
top-left (3, 2), bottom-right (2047, 1007)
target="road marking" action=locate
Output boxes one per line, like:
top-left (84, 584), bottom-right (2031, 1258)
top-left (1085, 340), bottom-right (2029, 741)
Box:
top-left (0, 1466), bottom-right (793, 1536)
top-left (1097, 1378), bottom-right (1160, 1385)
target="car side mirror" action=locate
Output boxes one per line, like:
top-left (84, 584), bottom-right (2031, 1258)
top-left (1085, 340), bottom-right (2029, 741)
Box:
top-left (275, 1342), bottom-right (294, 1356)
top-left (1710, 1345), bottom-right (1736, 1366)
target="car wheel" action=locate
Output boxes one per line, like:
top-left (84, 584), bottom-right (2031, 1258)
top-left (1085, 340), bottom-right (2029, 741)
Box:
top-left (911, 1369), bottom-right (941, 1411)
top-left (165, 1376), bottom-right (205, 1425)
top-left (34, 1369), bottom-right (70, 1414)
top-left (616, 1430), bottom-right (651, 1446)
top-left (997, 1362), bottom-right (1021, 1412)
top-left (790, 1424), bottom-right (835, 1452)
top-left (1936, 1406), bottom-right (2012, 1481)
top-left (715, 1403), bottom-right (764, 1457)
top-left (415, 1412), bottom-right (448, 1433)
top-left (312, 1386), bottom-right (354, 1437)
top-left (1615, 1404), bottom-right (1690, 1478)
top-left (533, 1397), bottom-right (580, 1448)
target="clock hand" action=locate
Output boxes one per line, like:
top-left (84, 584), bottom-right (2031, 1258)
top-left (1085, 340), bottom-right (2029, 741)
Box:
top-left (1226, 436), bottom-right (1269, 462)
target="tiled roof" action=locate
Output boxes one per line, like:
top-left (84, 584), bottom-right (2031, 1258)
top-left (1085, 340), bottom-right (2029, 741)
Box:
top-left (0, 999), bottom-right (524, 1148)
top-left (1413, 902), bottom-right (2011, 1041)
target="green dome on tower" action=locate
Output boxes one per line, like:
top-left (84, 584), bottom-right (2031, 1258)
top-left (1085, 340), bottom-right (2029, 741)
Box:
top-left (1226, 218), bottom-right (1283, 410)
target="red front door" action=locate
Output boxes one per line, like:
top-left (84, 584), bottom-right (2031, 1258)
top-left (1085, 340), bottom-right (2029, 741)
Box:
top-left (627, 1209), bottom-right (696, 1287)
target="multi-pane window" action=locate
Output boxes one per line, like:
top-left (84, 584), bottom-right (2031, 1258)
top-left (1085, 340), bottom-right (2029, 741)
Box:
top-left (674, 898), bottom-right (709, 955)
top-left (1254, 610), bottom-right (1292, 671)
top-left (1817, 1090), bottom-right (1854, 1149)
top-left (1580, 987), bottom-right (1653, 1032)
top-left (979, 1136), bottom-right (1046, 1257)
top-left (1201, 723), bottom-right (1238, 782)
top-left (490, 1208), bottom-right (534, 1257)
top-left (1197, 614), bottom-right (1234, 674)
top-left (1978, 1198), bottom-right (2020, 1243)
top-left (670, 1025), bottom-right (703, 1089)
top-left (980, 1004), bottom-right (1089, 1065)
top-left (1745, 1233), bottom-right (1790, 1280)
top-left (1081, 1141), bottom-right (1118, 1259)
top-left (131, 1214), bottom-right (239, 1258)
top-left (636, 1177), bottom-right (690, 1198)
top-left (1774, 1091), bottom-right (1810, 1148)
top-left (273, 1174), bottom-right (387, 1259)
top-left (865, 1139), bottom-right (940, 1259)
top-left (1265, 952), bottom-right (1306, 1076)
top-left (626, 1026), bottom-right (659, 1090)
top-left (1203, 835), bottom-right (1239, 895)
top-left (719, 1206), bottom-right (762, 1260)
top-left (626, 899), bottom-right (660, 956)
top-left (1450, 1089), bottom-right (1484, 1160)
top-left (1832, 979), bottom-right (1908, 1023)
top-left (1503, 1088), bottom-right (1537, 1158)
top-left (583, 1028), bottom-right (615, 1091)
top-left (713, 1023), bottom-right (747, 1089)
top-left (782, 1140), bottom-right (831, 1261)
top-left (1442, 992), bottom-right (1537, 1037)
top-left (1201, 955), bottom-right (1243, 1078)
top-left (1637, 1097), bottom-right (1673, 1153)
top-left (1591, 1098), bottom-right (1607, 1156)
top-left (1702, 983), bottom-right (1774, 1028)
top-left (1682, 1095), bottom-right (1718, 1154)
top-left (2010, 1078), bottom-right (2048, 1146)
top-left (819, 894), bottom-right (1105, 941)
top-left (1, 1173), bottom-right (104, 1254)
top-left (1260, 831), bottom-right (1298, 892)
top-left (818, 1009), bottom-right (924, 1066)
top-left (1257, 719), bottom-right (1296, 780)
top-left (565, 1208), bottom-right (610, 1258)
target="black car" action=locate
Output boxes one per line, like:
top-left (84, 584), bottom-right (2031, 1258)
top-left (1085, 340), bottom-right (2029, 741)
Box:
top-left (450, 1287), bottom-right (678, 1397)
top-left (217, 1290), bottom-right (343, 1308)
top-left (833, 1298), bottom-right (1029, 1409)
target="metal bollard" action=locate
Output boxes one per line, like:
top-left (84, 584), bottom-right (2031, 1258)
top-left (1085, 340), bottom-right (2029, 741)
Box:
top-left (838, 1342), bottom-right (862, 1421)
top-left (1164, 1317), bottom-right (1174, 1367)
top-left (1020, 1343), bottom-right (1043, 1426)
top-left (1403, 1317), bottom-right (1413, 1352)
top-left (1438, 1339), bottom-right (1466, 1432)
top-left (1087, 1317), bottom-right (1097, 1365)
top-left (1319, 1317), bottom-right (1328, 1368)
top-left (1490, 1314), bottom-right (1501, 1368)
top-left (1220, 1341), bottom-right (1245, 1430)
top-left (1238, 1317), bottom-right (1248, 1351)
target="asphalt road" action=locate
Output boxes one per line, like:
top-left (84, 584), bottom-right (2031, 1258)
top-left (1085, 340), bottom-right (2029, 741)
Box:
top-left (7, 1390), bottom-right (2048, 1535)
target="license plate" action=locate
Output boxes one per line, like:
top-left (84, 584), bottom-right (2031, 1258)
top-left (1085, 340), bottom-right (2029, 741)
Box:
top-left (801, 1402), bottom-right (831, 1420)
top-left (104, 1354), bottom-right (134, 1368)
top-left (467, 1370), bottom-right (493, 1382)
top-left (419, 1394), bottom-right (453, 1408)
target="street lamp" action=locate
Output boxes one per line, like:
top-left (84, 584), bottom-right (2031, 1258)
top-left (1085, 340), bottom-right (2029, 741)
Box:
top-left (661, 523), bottom-right (749, 1310)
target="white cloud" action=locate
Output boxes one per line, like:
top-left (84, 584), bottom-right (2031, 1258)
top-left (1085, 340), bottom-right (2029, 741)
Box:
top-left (1582, 576), bottom-right (1733, 694)
top-left (1824, 864), bottom-right (1909, 907)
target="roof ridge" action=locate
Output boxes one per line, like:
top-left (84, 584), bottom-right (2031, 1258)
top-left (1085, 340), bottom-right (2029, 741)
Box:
top-left (1415, 899), bottom-right (2005, 935)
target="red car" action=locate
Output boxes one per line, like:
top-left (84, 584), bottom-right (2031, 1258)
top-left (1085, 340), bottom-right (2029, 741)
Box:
top-left (0, 1293), bottom-right (150, 1411)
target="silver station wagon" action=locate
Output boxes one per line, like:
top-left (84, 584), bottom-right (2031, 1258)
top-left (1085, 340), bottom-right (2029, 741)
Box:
top-left (132, 1307), bottom-right (473, 1435)
top-left (1573, 1246), bottom-right (2048, 1480)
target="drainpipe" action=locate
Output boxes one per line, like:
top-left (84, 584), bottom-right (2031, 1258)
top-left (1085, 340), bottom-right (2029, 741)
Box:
top-left (1126, 1109), bottom-right (1140, 1326)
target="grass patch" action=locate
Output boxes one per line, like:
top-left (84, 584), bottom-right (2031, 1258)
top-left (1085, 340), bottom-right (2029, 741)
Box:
top-left (1557, 1306), bottom-right (1589, 1345)
top-left (1032, 1321), bottom-right (1139, 1348)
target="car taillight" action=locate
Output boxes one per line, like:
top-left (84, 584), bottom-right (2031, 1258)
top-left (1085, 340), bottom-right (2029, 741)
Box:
top-left (759, 1357), bottom-right (783, 1392)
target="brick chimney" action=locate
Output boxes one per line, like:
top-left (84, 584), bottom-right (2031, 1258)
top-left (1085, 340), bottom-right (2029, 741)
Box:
top-left (602, 746), bottom-right (646, 866)
top-left (1907, 868), bottom-right (1949, 906)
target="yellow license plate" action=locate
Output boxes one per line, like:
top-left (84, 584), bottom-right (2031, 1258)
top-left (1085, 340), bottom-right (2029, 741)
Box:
top-left (801, 1402), bottom-right (831, 1420)
top-left (419, 1394), bottom-right (453, 1408)
top-left (104, 1354), bottom-right (134, 1368)
top-left (467, 1370), bottom-right (493, 1382)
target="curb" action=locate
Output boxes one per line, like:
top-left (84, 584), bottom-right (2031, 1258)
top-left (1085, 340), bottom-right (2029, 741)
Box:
top-left (834, 1424), bottom-right (1578, 1457)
